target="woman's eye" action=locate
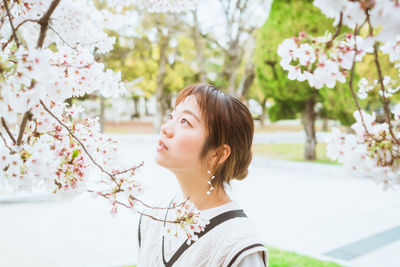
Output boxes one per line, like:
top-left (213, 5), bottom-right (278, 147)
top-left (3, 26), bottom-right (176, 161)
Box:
top-left (168, 114), bottom-right (173, 120)
top-left (180, 118), bottom-right (189, 125)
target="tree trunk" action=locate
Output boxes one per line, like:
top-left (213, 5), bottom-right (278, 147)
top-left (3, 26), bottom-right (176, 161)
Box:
top-left (322, 117), bottom-right (328, 131)
top-left (237, 37), bottom-right (256, 98)
top-left (225, 52), bottom-right (242, 95)
top-left (144, 98), bottom-right (150, 116)
top-left (302, 96), bottom-right (316, 161)
top-left (99, 96), bottom-right (105, 133)
top-left (260, 97), bottom-right (267, 127)
top-left (132, 97), bottom-right (140, 119)
top-left (154, 34), bottom-right (169, 133)
top-left (240, 70), bottom-right (255, 98)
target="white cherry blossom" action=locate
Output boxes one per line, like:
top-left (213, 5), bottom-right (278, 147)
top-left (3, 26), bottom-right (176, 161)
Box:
top-left (0, 0), bottom-right (207, 240)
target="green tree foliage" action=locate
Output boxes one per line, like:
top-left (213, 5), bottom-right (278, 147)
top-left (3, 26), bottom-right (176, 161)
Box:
top-left (254, 0), bottom-right (359, 159)
top-left (255, 0), bottom-right (336, 117)
top-left (103, 14), bottom-right (198, 122)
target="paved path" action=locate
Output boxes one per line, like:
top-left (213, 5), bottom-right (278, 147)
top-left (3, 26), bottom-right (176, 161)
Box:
top-left (0, 133), bottom-right (399, 267)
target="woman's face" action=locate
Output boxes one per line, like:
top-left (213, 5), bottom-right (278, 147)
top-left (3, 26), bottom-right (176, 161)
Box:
top-left (155, 95), bottom-right (207, 172)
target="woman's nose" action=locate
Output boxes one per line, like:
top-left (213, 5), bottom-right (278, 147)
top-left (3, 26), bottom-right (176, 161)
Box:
top-left (161, 122), bottom-right (173, 138)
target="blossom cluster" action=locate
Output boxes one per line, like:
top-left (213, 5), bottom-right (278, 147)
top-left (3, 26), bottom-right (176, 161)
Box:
top-left (358, 76), bottom-right (400, 99)
top-left (314, 0), bottom-right (400, 42)
top-left (278, 0), bottom-right (400, 187)
top-left (326, 110), bottom-right (400, 189)
top-left (278, 32), bottom-right (372, 89)
top-left (163, 200), bottom-right (209, 245)
top-left (0, 0), bottom-right (206, 240)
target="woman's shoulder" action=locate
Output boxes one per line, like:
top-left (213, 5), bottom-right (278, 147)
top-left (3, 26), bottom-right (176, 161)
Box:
top-left (191, 202), bottom-right (267, 266)
top-left (201, 201), bottom-right (261, 237)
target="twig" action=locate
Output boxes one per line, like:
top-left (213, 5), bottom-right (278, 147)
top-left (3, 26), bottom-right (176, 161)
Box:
top-left (348, 25), bottom-right (380, 142)
top-left (16, 111), bottom-right (32, 146)
top-left (88, 190), bottom-right (187, 224)
top-left (373, 43), bottom-right (399, 143)
top-left (2, 19), bottom-right (39, 50)
top-left (37, 0), bottom-right (61, 48)
top-left (365, 10), bottom-right (399, 143)
top-left (113, 161), bottom-right (144, 175)
top-left (2, 0), bottom-right (19, 47)
top-left (0, 132), bottom-right (15, 153)
top-left (39, 99), bottom-right (116, 181)
top-left (200, 32), bottom-right (227, 52)
top-left (40, 99), bottom-right (146, 193)
top-left (128, 195), bottom-right (189, 210)
top-left (365, 8), bottom-right (374, 36)
top-left (326, 12), bottom-right (343, 49)
top-left (1, 116), bottom-right (16, 144)
top-left (48, 24), bottom-right (78, 52)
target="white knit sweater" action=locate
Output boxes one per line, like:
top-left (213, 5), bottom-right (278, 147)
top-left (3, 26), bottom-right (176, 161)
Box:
top-left (137, 199), bottom-right (268, 267)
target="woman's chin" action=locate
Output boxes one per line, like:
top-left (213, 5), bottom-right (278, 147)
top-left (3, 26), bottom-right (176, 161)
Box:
top-left (154, 153), bottom-right (167, 167)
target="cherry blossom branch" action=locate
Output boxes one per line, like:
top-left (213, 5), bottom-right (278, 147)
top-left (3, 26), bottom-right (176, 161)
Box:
top-left (37, 0), bottom-right (61, 49)
top-left (114, 163), bottom-right (144, 176)
top-left (373, 43), bottom-right (399, 143)
top-left (48, 25), bottom-right (79, 52)
top-left (128, 195), bottom-right (189, 210)
top-left (348, 25), bottom-right (380, 141)
top-left (2, 19), bottom-right (39, 50)
top-left (16, 111), bottom-right (32, 146)
top-left (50, 62), bottom-right (94, 69)
top-left (40, 99), bottom-right (145, 191)
top-left (2, 0), bottom-right (19, 47)
top-left (365, 8), bottom-right (374, 36)
top-left (88, 190), bottom-right (187, 224)
top-left (1, 116), bottom-right (16, 145)
top-left (39, 99), bottom-right (116, 180)
top-left (365, 10), bottom-right (399, 144)
top-left (326, 12), bottom-right (342, 49)
top-left (0, 132), bottom-right (15, 153)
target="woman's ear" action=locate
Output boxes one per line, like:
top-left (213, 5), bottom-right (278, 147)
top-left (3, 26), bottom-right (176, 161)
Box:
top-left (209, 144), bottom-right (231, 166)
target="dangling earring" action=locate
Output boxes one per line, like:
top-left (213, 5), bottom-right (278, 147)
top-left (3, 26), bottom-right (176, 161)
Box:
top-left (206, 170), bottom-right (215, 195)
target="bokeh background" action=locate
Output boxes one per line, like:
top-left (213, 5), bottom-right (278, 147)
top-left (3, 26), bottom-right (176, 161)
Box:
top-left (1, 1), bottom-right (400, 267)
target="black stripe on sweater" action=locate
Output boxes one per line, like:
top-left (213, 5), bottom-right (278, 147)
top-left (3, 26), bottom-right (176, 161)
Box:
top-left (227, 243), bottom-right (266, 267)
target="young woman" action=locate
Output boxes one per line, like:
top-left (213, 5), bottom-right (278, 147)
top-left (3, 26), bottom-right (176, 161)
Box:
top-left (137, 83), bottom-right (268, 266)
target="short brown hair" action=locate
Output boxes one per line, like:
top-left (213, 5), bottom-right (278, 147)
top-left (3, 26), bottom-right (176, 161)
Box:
top-left (175, 83), bottom-right (254, 189)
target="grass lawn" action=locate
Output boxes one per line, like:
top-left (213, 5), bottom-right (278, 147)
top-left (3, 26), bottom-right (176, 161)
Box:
top-left (121, 246), bottom-right (343, 267)
top-left (266, 246), bottom-right (344, 267)
top-left (252, 143), bottom-right (339, 165)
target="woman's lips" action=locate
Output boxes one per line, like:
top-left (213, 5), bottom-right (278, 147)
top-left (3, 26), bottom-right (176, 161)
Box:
top-left (157, 140), bottom-right (168, 151)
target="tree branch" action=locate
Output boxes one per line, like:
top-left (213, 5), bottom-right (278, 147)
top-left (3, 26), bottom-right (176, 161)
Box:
top-left (40, 99), bottom-right (116, 181)
top-left (113, 162), bottom-right (144, 176)
top-left (2, 19), bottom-right (39, 50)
top-left (2, 0), bottom-right (19, 47)
top-left (0, 132), bottom-right (15, 153)
top-left (373, 43), bottom-right (399, 143)
top-left (326, 12), bottom-right (343, 49)
top-left (348, 25), bottom-right (380, 142)
top-left (37, 0), bottom-right (61, 49)
top-left (365, 10), bottom-right (399, 143)
top-left (88, 190), bottom-right (188, 224)
top-left (128, 195), bottom-right (189, 211)
top-left (16, 111), bottom-right (32, 146)
top-left (200, 32), bottom-right (227, 52)
top-left (1, 117), bottom-right (16, 145)
top-left (48, 24), bottom-right (78, 52)
top-left (40, 99), bottom-right (145, 190)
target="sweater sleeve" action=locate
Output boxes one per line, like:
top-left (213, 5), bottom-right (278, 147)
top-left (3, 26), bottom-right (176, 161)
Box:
top-left (237, 251), bottom-right (266, 267)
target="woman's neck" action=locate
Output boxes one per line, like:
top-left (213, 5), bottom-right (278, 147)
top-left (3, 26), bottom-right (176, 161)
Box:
top-left (174, 170), bottom-right (231, 210)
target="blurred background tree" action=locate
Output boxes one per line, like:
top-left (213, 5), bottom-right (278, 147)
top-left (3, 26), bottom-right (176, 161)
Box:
top-left (254, 0), bottom-right (354, 160)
